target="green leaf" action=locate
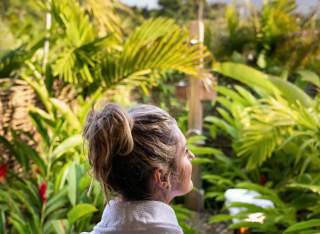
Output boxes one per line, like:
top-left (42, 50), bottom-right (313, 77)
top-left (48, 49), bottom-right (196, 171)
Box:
top-left (50, 98), bottom-right (81, 130)
top-left (67, 204), bottom-right (97, 225)
top-left (51, 219), bottom-right (68, 234)
top-left (54, 162), bottom-right (72, 193)
top-left (213, 62), bottom-right (314, 107)
top-left (21, 73), bottom-right (52, 112)
top-left (284, 219), bottom-right (320, 233)
top-left (0, 210), bottom-right (5, 234)
top-left (67, 163), bottom-right (78, 206)
top-left (187, 135), bottom-right (206, 145)
top-left (78, 88), bottom-right (103, 122)
top-left (191, 158), bottom-right (214, 165)
top-left (28, 108), bottom-right (51, 147)
top-left (297, 70), bottom-right (320, 88)
top-left (98, 17), bottom-right (209, 88)
top-left (287, 183), bottom-right (320, 195)
top-left (45, 190), bottom-right (68, 220)
top-left (217, 86), bottom-right (248, 106)
top-left (9, 214), bottom-right (26, 234)
top-left (202, 174), bottom-right (233, 186)
top-left (205, 115), bottom-right (237, 138)
top-left (210, 214), bottom-right (234, 223)
top-left (269, 76), bottom-right (314, 107)
top-left (213, 62), bottom-right (278, 95)
top-left (188, 146), bottom-right (220, 155)
top-left (51, 134), bottom-right (82, 160)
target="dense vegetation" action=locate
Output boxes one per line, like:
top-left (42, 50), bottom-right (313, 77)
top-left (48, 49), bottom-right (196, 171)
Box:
top-left (0, 0), bottom-right (320, 233)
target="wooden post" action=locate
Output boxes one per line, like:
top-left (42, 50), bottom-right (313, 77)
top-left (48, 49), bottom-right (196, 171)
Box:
top-left (185, 0), bottom-right (205, 211)
top-left (175, 0), bottom-right (216, 211)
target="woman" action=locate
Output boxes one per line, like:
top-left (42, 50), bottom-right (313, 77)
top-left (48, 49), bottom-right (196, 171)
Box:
top-left (82, 104), bottom-right (195, 234)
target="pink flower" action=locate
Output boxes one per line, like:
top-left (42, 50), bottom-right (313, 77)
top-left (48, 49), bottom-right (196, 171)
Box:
top-left (39, 181), bottom-right (47, 203)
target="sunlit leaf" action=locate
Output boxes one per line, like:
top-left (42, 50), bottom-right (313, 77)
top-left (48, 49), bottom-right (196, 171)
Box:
top-left (67, 203), bottom-right (97, 225)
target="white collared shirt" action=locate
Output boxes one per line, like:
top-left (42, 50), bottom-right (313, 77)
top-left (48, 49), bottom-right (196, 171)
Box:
top-left (81, 200), bottom-right (184, 234)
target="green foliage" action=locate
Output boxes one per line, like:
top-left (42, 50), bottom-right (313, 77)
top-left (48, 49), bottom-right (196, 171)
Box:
top-left (212, 62), bottom-right (320, 170)
top-left (205, 59), bottom-right (320, 233)
top-left (2, 1), bottom-right (320, 233)
top-left (67, 204), bottom-right (98, 225)
top-left (173, 205), bottom-right (197, 234)
top-left (205, 0), bottom-right (320, 77)
top-left (213, 62), bottom-right (314, 107)
top-left (0, 1), bottom-right (207, 233)
top-left (284, 219), bottom-right (320, 233)
top-left (1, 0), bottom-right (209, 98)
top-left (0, 72), bottom-right (106, 233)
top-left (49, 0), bottom-right (209, 91)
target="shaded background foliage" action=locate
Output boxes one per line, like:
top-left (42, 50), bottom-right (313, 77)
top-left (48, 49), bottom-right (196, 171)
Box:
top-left (1, 0), bottom-right (320, 233)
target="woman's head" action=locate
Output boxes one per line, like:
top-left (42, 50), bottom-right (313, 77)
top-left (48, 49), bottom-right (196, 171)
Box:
top-left (83, 104), bottom-right (194, 203)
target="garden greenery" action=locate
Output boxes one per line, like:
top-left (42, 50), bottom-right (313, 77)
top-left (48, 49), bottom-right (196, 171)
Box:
top-left (1, 0), bottom-right (320, 233)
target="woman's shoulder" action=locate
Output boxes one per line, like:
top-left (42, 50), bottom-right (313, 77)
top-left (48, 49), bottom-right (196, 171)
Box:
top-left (81, 200), bottom-right (184, 234)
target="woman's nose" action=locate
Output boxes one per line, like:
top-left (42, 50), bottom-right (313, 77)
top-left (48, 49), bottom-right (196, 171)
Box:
top-left (189, 151), bottom-right (195, 160)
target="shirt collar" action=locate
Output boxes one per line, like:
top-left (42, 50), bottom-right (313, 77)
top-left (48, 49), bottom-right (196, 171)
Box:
top-left (102, 199), bottom-right (180, 227)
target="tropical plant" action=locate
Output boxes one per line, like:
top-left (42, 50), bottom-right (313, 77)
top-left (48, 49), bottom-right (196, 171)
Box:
top-left (203, 61), bottom-right (320, 233)
top-left (0, 0), bottom-right (211, 233)
top-left (212, 62), bottom-right (319, 169)
top-left (0, 72), bottom-right (105, 233)
top-left (0, 0), bottom-right (209, 93)
top-left (1, 68), bottom-right (203, 233)
top-left (206, 0), bottom-right (320, 78)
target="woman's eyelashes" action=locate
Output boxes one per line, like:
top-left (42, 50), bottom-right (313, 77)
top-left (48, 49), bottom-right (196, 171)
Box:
top-left (185, 148), bottom-right (192, 159)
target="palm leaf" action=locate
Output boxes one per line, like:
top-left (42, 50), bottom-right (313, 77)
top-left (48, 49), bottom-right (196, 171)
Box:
top-left (84, 0), bottom-right (130, 41)
top-left (235, 98), bottom-right (296, 169)
top-left (213, 62), bottom-right (314, 107)
top-left (98, 18), bottom-right (209, 88)
top-left (0, 46), bottom-right (27, 78)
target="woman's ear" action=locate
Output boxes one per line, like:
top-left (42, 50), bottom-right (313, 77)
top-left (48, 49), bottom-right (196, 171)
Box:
top-left (152, 168), bottom-right (170, 189)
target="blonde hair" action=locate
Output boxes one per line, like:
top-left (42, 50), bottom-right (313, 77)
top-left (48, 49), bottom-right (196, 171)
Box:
top-left (83, 104), bottom-right (179, 201)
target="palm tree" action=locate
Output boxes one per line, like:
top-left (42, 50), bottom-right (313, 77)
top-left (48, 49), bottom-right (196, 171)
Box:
top-left (0, 0), bottom-right (209, 95)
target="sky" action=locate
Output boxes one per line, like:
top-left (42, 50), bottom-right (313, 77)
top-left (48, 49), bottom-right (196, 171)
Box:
top-left (119, 0), bottom-right (318, 13)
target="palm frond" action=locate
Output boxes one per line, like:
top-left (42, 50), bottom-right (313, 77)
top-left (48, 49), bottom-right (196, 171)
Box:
top-left (84, 0), bottom-right (130, 40)
top-left (0, 39), bottom-right (43, 78)
top-left (235, 98), bottom-right (297, 169)
top-left (97, 18), bottom-right (210, 88)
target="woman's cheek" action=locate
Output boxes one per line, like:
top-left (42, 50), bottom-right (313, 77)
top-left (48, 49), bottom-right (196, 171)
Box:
top-left (187, 161), bottom-right (193, 191)
top-left (182, 159), bottom-right (193, 193)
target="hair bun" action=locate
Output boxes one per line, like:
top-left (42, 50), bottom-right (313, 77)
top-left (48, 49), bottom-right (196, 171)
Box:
top-left (101, 104), bottom-right (134, 156)
top-left (83, 103), bottom-right (134, 163)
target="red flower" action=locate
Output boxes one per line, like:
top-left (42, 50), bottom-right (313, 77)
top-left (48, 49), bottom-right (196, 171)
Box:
top-left (0, 164), bottom-right (7, 182)
top-left (259, 175), bottom-right (267, 186)
top-left (39, 181), bottom-right (47, 203)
